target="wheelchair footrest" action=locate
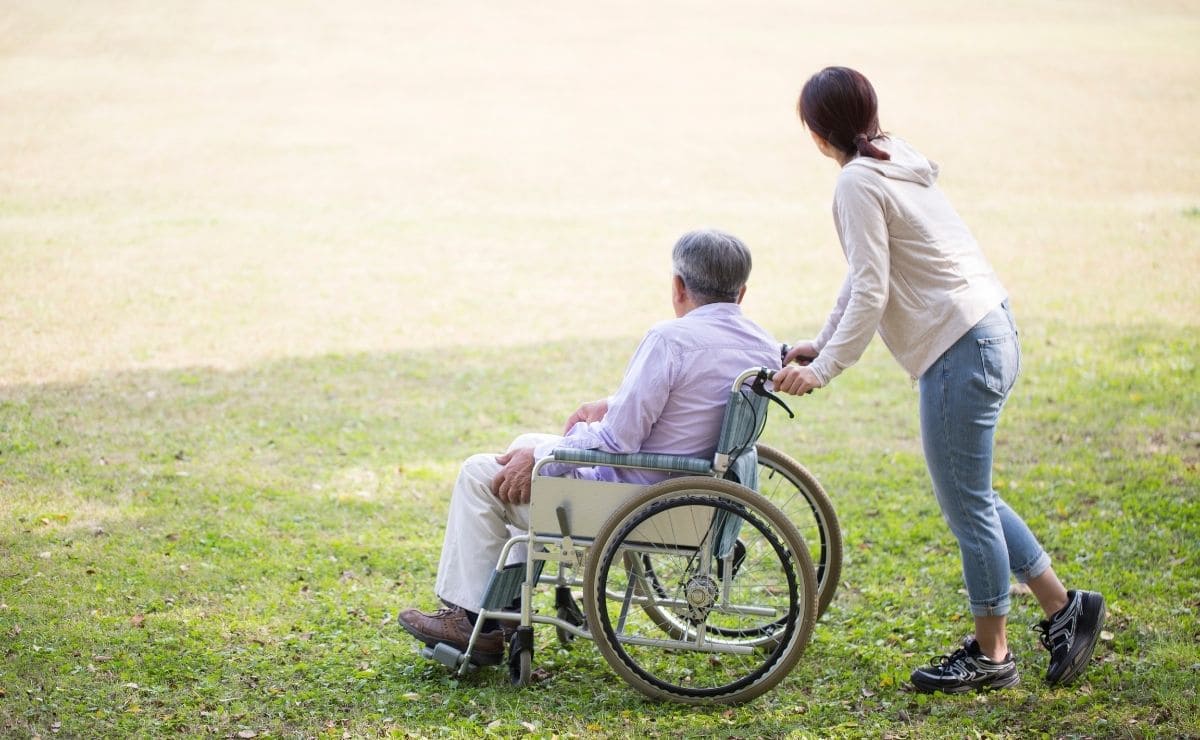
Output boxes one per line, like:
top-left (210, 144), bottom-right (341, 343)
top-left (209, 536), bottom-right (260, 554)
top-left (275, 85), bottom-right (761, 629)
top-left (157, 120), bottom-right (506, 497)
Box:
top-left (422, 642), bottom-right (470, 671)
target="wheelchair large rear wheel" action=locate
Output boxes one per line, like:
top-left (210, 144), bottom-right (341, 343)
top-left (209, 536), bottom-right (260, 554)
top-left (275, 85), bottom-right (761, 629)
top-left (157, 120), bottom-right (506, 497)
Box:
top-left (631, 445), bottom-right (842, 644)
top-left (583, 478), bottom-right (817, 705)
top-left (754, 444), bottom-right (842, 619)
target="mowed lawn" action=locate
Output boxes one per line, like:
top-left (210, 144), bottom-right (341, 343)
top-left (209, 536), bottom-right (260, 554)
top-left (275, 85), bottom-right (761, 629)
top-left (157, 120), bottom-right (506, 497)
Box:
top-left (2, 1), bottom-right (1198, 737)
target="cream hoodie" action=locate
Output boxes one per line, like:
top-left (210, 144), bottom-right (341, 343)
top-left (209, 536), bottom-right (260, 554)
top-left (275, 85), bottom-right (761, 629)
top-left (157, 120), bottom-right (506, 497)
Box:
top-left (808, 137), bottom-right (1007, 384)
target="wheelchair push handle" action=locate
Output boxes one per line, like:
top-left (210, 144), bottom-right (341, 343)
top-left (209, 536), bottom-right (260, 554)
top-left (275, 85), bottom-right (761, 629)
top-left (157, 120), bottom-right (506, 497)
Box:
top-left (732, 366), bottom-right (794, 420)
top-left (774, 344), bottom-right (817, 397)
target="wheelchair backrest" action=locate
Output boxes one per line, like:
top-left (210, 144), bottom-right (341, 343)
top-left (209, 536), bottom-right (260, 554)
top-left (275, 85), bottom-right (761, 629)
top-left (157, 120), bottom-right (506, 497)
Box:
top-left (712, 371), bottom-right (773, 476)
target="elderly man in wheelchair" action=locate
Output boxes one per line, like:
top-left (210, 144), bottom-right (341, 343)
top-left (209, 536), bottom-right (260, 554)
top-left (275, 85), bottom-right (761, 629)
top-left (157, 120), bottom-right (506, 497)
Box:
top-left (398, 229), bottom-right (821, 704)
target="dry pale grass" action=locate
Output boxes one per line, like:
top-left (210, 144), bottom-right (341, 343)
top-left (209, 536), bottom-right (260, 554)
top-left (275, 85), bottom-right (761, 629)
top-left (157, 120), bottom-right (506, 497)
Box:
top-left (1, 0), bottom-right (1197, 386)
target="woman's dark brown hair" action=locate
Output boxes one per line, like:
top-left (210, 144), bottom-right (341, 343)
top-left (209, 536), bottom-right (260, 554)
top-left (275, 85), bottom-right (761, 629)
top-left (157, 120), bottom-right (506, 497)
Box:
top-left (798, 66), bottom-right (890, 161)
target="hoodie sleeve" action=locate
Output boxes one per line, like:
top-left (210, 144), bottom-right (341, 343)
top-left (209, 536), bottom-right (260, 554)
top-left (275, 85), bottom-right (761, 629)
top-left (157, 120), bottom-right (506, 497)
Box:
top-left (813, 273), bottom-right (851, 352)
top-left (809, 170), bottom-right (890, 386)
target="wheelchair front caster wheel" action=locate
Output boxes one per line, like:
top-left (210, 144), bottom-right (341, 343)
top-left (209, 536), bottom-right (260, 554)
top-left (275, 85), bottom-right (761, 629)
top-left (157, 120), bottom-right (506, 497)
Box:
top-left (508, 626), bottom-right (534, 686)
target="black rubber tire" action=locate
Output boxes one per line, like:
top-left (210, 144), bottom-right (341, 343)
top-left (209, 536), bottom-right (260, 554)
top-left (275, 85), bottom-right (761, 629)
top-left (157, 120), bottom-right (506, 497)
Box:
top-left (754, 443), bottom-right (842, 619)
top-left (508, 627), bottom-right (534, 686)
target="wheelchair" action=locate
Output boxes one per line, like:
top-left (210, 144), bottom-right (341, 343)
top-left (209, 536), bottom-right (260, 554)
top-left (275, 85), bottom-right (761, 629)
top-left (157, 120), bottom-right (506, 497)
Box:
top-left (420, 367), bottom-right (843, 704)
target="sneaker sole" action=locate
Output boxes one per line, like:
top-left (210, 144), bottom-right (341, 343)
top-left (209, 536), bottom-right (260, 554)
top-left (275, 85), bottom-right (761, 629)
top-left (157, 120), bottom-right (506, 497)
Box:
top-left (910, 672), bottom-right (1020, 694)
top-left (1050, 595), bottom-right (1106, 686)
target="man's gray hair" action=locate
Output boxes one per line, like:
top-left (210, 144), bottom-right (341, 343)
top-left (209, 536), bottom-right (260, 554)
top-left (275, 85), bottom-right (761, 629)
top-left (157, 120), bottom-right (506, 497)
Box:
top-left (672, 229), bottom-right (753, 305)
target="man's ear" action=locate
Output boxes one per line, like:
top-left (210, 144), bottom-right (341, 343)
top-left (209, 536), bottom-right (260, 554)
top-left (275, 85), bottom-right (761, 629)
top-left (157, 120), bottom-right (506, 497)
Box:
top-left (672, 274), bottom-right (688, 303)
top-left (735, 284), bottom-right (747, 304)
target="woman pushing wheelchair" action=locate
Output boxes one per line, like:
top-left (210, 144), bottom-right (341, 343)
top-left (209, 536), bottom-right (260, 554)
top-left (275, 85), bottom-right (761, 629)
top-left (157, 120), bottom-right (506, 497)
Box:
top-left (771, 66), bottom-right (1104, 693)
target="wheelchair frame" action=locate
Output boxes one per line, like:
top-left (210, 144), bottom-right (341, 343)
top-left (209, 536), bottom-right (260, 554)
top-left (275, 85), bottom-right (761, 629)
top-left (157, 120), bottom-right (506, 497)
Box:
top-left (420, 366), bottom-right (840, 704)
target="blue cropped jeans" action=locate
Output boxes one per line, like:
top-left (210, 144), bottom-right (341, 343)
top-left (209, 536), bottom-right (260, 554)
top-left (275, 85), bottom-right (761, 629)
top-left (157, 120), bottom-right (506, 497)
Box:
top-left (918, 301), bottom-right (1051, 617)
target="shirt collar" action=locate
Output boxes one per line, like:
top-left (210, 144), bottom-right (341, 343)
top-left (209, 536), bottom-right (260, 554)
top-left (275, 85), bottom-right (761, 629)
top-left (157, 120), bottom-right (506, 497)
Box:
top-left (684, 301), bottom-right (743, 319)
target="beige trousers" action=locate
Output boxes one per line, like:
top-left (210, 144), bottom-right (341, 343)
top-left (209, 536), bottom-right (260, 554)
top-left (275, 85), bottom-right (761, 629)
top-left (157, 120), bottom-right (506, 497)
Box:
top-left (433, 433), bottom-right (560, 612)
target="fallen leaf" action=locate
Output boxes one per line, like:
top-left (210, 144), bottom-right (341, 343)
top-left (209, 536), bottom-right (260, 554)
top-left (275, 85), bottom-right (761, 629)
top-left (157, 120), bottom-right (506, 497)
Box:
top-left (131, 614), bottom-right (145, 628)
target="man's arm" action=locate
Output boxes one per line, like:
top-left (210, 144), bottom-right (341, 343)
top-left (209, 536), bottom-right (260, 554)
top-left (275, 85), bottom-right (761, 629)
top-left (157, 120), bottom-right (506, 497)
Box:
top-left (562, 398), bottom-right (609, 434)
top-left (557, 331), bottom-right (670, 452)
top-left (533, 331), bottom-right (673, 473)
top-left (489, 331), bottom-right (671, 500)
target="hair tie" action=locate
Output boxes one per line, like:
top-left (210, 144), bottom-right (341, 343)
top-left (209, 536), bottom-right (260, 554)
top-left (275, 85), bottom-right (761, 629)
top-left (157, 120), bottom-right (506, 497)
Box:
top-left (853, 133), bottom-right (869, 146)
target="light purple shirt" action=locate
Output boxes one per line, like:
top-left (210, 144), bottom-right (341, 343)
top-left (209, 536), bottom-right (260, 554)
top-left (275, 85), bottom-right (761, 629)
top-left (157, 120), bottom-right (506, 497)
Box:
top-left (534, 302), bottom-right (781, 484)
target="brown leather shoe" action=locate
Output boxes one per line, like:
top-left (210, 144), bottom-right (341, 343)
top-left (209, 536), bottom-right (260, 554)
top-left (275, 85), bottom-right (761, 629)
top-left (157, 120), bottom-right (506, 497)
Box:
top-left (397, 606), bottom-right (506, 665)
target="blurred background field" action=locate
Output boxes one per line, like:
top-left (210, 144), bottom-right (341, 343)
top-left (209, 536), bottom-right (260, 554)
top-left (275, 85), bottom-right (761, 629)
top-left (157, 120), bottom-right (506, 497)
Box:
top-left (1, 1), bottom-right (1197, 737)
top-left (2, 0), bottom-right (1196, 384)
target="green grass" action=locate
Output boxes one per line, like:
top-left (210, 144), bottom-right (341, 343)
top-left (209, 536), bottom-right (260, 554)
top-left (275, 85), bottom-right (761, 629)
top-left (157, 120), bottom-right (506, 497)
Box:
top-left (3, 0), bottom-right (1199, 736)
top-left (2, 323), bottom-right (1197, 737)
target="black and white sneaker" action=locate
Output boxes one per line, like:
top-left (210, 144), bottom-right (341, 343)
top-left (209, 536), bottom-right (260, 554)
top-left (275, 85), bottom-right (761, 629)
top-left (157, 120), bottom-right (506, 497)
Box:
top-left (1035, 589), bottom-right (1105, 685)
top-left (910, 637), bottom-right (1020, 694)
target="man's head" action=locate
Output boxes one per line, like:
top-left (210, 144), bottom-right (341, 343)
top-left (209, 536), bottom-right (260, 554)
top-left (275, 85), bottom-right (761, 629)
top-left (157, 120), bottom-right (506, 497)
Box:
top-left (671, 229), bottom-right (752, 315)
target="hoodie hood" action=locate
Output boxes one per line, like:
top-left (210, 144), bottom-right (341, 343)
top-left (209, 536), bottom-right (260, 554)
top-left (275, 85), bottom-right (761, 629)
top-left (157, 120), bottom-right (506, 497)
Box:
top-left (844, 137), bottom-right (938, 187)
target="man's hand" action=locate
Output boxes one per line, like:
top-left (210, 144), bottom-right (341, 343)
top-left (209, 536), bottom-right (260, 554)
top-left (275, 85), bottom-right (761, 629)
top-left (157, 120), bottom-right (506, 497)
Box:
top-left (772, 364), bottom-right (823, 396)
top-left (492, 447), bottom-right (535, 505)
top-left (563, 399), bottom-right (608, 434)
top-left (784, 341), bottom-right (819, 367)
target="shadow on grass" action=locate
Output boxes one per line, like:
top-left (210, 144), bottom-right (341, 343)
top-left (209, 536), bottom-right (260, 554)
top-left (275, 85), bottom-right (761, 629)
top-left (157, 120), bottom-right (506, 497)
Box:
top-left (0, 323), bottom-right (1197, 736)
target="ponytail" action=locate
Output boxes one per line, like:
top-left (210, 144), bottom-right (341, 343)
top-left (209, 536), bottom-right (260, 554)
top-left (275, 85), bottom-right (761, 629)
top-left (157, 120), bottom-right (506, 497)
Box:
top-left (853, 133), bottom-right (890, 161)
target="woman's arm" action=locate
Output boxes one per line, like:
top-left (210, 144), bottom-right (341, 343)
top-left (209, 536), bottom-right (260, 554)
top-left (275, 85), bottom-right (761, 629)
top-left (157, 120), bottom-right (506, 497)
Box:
top-left (812, 273), bottom-right (852, 353)
top-left (806, 174), bottom-right (891, 387)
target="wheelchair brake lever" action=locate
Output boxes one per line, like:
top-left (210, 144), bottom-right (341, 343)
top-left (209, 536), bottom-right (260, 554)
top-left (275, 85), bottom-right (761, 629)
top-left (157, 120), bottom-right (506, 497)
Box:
top-left (751, 370), bottom-right (795, 419)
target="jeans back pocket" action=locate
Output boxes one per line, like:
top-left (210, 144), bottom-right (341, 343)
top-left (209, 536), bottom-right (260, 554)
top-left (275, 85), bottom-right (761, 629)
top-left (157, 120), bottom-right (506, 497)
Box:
top-left (977, 333), bottom-right (1020, 395)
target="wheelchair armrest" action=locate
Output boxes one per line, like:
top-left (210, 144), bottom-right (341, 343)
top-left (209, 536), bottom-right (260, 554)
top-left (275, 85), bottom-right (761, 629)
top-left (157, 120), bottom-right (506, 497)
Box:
top-left (550, 448), bottom-right (713, 475)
